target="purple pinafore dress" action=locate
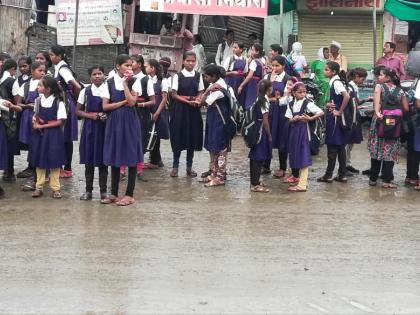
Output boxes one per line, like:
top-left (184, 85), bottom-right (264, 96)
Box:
top-left (137, 76), bottom-right (152, 150)
top-left (204, 88), bottom-right (230, 153)
top-left (29, 98), bottom-right (66, 169)
top-left (79, 86), bottom-right (106, 166)
top-left (345, 85), bottom-right (363, 144)
top-left (249, 104), bottom-right (272, 161)
top-left (325, 79), bottom-right (346, 146)
top-left (288, 100), bottom-right (312, 169)
top-left (103, 79), bottom-right (143, 167)
top-left (55, 64), bottom-right (78, 142)
top-left (242, 59), bottom-right (263, 110)
top-left (268, 75), bottom-right (289, 152)
top-left (170, 72), bottom-right (203, 152)
top-left (19, 83), bottom-right (39, 145)
top-left (0, 118), bottom-right (7, 170)
top-left (226, 57), bottom-right (246, 103)
top-left (152, 79), bottom-right (170, 140)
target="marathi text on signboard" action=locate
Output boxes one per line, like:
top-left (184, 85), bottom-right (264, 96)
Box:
top-left (297, 0), bottom-right (383, 12)
top-left (56, 0), bottom-right (124, 46)
top-left (139, 0), bottom-right (268, 18)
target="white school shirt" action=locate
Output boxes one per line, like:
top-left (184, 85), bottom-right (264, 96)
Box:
top-left (12, 74), bottom-right (30, 96)
top-left (0, 71), bottom-right (13, 84)
top-left (107, 69), bottom-right (116, 80)
top-left (101, 73), bottom-right (142, 99)
top-left (205, 78), bottom-right (227, 106)
top-left (149, 75), bottom-right (169, 93)
top-left (261, 95), bottom-right (270, 114)
top-left (132, 76), bottom-right (155, 97)
top-left (414, 79), bottom-right (420, 100)
top-left (227, 55), bottom-right (248, 73)
top-left (329, 75), bottom-right (346, 96)
top-left (171, 69), bottom-right (205, 92)
top-left (264, 71), bottom-right (286, 83)
top-left (54, 60), bottom-right (75, 84)
top-left (37, 94), bottom-right (67, 120)
top-left (17, 79), bottom-right (39, 98)
top-left (215, 41), bottom-right (234, 69)
top-left (134, 72), bottom-right (146, 80)
top-left (248, 58), bottom-right (264, 73)
top-left (285, 98), bottom-right (323, 119)
top-left (348, 80), bottom-right (359, 98)
top-left (77, 83), bottom-right (105, 105)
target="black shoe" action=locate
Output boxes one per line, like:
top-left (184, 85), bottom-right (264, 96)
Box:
top-left (80, 192), bottom-right (93, 201)
top-left (137, 173), bottom-right (148, 182)
top-left (334, 176), bottom-right (348, 183)
top-left (2, 173), bottom-right (16, 182)
top-left (346, 172), bottom-right (354, 177)
top-left (0, 186), bottom-right (5, 199)
top-left (317, 175), bottom-right (333, 183)
top-left (362, 169), bottom-right (371, 176)
top-left (16, 168), bottom-right (34, 178)
top-left (347, 166), bottom-right (360, 174)
top-left (369, 180), bottom-right (377, 186)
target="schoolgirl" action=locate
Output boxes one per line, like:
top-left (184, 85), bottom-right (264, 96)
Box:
top-left (145, 59), bottom-right (169, 169)
top-left (249, 79), bottom-right (273, 193)
top-left (0, 58), bottom-right (19, 182)
top-left (101, 54), bottom-right (142, 206)
top-left (170, 51), bottom-right (204, 178)
top-left (345, 68), bottom-right (369, 176)
top-left (318, 61), bottom-right (350, 183)
top-left (12, 56), bottom-right (31, 97)
top-left (238, 43), bottom-right (265, 110)
top-left (34, 51), bottom-right (53, 76)
top-left (131, 54), bottom-right (146, 79)
top-left (0, 98), bottom-right (20, 198)
top-left (14, 62), bottom-right (46, 179)
top-left (284, 82), bottom-right (323, 192)
top-left (368, 68), bottom-right (408, 188)
top-left (49, 45), bottom-right (82, 178)
top-left (199, 64), bottom-right (231, 187)
top-left (225, 42), bottom-right (247, 99)
top-left (30, 76), bottom-right (67, 199)
top-left (262, 55), bottom-right (290, 177)
top-left (76, 65), bottom-right (108, 202)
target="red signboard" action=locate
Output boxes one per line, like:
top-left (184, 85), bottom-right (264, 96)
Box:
top-left (140, 0), bottom-right (268, 18)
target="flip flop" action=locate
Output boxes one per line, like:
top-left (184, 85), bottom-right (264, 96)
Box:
top-left (288, 185), bottom-right (307, 192)
top-left (250, 184), bottom-right (270, 193)
top-left (204, 178), bottom-right (225, 187)
top-left (100, 194), bottom-right (118, 204)
top-left (116, 196), bottom-right (135, 206)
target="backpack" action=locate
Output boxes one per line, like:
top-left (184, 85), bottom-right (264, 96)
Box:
top-left (377, 84), bottom-right (403, 139)
top-left (215, 87), bottom-right (237, 140)
top-left (331, 78), bottom-right (354, 130)
top-left (241, 101), bottom-right (263, 148)
top-left (0, 77), bottom-right (17, 139)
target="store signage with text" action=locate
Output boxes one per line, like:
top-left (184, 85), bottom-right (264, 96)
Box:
top-left (297, 0), bottom-right (383, 12)
top-left (140, 0), bottom-right (268, 18)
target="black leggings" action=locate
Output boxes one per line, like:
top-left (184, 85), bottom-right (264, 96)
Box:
top-left (85, 165), bottom-right (108, 194)
top-left (7, 153), bottom-right (14, 175)
top-left (407, 133), bottom-right (420, 180)
top-left (64, 142), bottom-right (73, 171)
top-left (370, 159), bottom-right (394, 183)
top-left (263, 150), bottom-right (288, 171)
top-left (325, 145), bottom-right (347, 178)
top-left (111, 166), bottom-right (136, 197)
top-left (250, 159), bottom-right (263, 186)
top-left (150, 138), bottom-right (162, 165)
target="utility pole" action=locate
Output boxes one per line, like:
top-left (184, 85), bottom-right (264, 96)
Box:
top-left (72, 0), bottom-right (80, 67)
top-left (373, 0), bottom-right (377, 66)
top-left (279, 0), bottom-right (284, 46)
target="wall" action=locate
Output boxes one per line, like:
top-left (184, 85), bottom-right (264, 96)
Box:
top-left (0, 0), bottom-right (32, 57)
top-left (263, 11), bottom-right (294, 53)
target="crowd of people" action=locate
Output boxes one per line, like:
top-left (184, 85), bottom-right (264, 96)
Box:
top-left (0, 35), bottom-right (419, 205)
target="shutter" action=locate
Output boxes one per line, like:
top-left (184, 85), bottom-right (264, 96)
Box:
top-left (227, 16), bottom-right (264, 44)
top-left (298, 14), bottom-right (383, 68)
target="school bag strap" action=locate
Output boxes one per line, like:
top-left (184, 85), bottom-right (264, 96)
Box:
top-left (380, 83), bottom-right (401, 110)
top-left (23, 81), bottom-right (30, 102)
top-left (83, 85), bottom-right (92, 112)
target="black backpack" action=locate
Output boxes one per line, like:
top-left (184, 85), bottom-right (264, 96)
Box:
top-left (0, 77), bottom-right (17, 139)
top-left (215, 88), bottom-right (237, 140)
top-left (241, 102), bottom-right (263, 148)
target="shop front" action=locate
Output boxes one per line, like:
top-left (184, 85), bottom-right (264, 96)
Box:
top-left (297, 0), bottom-right (384, 69)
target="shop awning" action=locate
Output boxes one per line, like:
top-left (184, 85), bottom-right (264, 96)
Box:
top-left (385, 0), bottom-right (420, 22)
top-left (268, 0), bottom-right (296, 15)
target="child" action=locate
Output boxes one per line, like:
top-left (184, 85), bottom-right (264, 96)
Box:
top-left (30, 77), bottom-right (67, 198)
top-left (14, 61), bottom-right (46, 179)
top-left (249, 79), bottom-right (273, 192)
top-left (318, 61), bottom-right (350, 183)
top-left (101, 54), bottom-right (142, 206)
top-left (285, 82), bottom-right (323, 192)
top-left (170, 51), bottom-right (204, 178)
top-left (200, 64), bottom-right (231, 187)
top-left (145, 59), bottom-right (169, 169)
top-left (34, 51), bottom-right (53, 76)
top-left (238, 43), bottom-right (265, 110)
top-left (131, 54), bottom-right (146, 79)
top-left (192, 34), bottom-right (207, 73)
top-left (76, 65), bottom-right (108, 202)
top-left (49, 45), bottom-right (81, 178)
top-left (345, 68), bottom-right (369, 176)
top-left (0, 58), bottom-right (19, 182)
top-left (368, 68), bottom-right (408, 188)
top-left (225, 42), bottom-right (247, 99)
top-left (263, 55), bottom-right (290, 177)
top-left (12, 56), bottom-right (32, 97)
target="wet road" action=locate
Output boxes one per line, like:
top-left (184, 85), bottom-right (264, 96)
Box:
top-left (1, 131), bottom-right (420, 314)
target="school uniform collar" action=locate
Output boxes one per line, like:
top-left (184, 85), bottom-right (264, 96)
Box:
top-left (90, 83), bottom-right (103, 94)
top-left (134, 72), bottom-right (145, 80)
top-left (329, 75), bottom-right (340, 87)
top-left (40, 94), bottom-right (56, 106)
top-left (113, 73), bottom-right (124, 83)
top-left (181, 68), bottom-right (196, 76)
top-left (21, 74), bottom-right (30, 81)
top-left (272, 71), bottom-right (286, 81)
top-left (149, 75), bottom-right (158, 83)
top-left (211, 78), bottom-right (227, 89)
top-left (55, 60), bottom-right (67, 70)
top-left (0, 70), bottom-right (13, 84)
top-left (233, 55), bottom-right (244, 60)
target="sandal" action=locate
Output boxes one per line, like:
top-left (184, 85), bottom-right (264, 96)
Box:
top-left (382, 182), bottom-right (397, 189)
top-left (32, 189), bottom-right (43, 198)
top-left (100, 194), bottom-right (118, 204)
top-left (317, 175), bottom-right (333, 183)
top-left (170, 168), bottom-right (178, 177)
top-left (144, 163), bottom-right (159, 169)
top-left (200, 175), bottom-right (214, 183)
top-left (186, 168), bottom-right (197, 177)
top-left (59, 170), bottom-right (73, 178)
top-left (116, 195), bottom-right (135, 206)
top-left (415, 185), bottom-right (420, 191)
top-left (405, 178), bottom-right (419, 186)
top-left (21, 181), bottom-right (36, 192)
top-left (334, 176), bottom-right (348, 183)
top-left (52, 190), bottom-right (62, 199)
top-left (250, 184), bottom-right (270, 193)
top-left (283, 176), bottom-right (299, 184)
top-left (204, 178), bottom-right (225, 187)
top-left (273, 169), bottom-right (285, 178)
top-left (201, 170), bottom-right (212, 178)
top-left (288, 185), bottom-right (307, 192)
